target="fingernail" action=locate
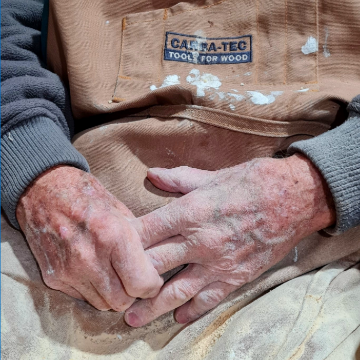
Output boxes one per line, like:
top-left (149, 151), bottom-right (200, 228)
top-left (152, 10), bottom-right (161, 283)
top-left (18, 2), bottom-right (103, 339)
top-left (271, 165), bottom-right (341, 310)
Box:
top-left (125, 311), bottom-right (141, 327)
top-left (175, 312), bottom-right (200, 324)
top-left (175, 312), bottom-right (190, 324)
top-left (176, 316), bottom-right (190, 324)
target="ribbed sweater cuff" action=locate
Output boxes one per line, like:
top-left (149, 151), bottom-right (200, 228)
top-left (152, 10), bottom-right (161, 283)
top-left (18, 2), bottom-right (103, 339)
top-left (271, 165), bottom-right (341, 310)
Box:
top-left (1, 117), bottom-right (90, 229)
top-left (288, 116), bottom-right (360, 235)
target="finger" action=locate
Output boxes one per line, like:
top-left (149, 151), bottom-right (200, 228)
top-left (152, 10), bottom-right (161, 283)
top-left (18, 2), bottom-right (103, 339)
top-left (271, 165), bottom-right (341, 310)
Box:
top-left (90, 265), bottom-right (135, 312)
top-left (111, 217), bottom-right (164, 299)
top-left (43, 275), bottom-right (86, 301)
top-left (71, 281), bottom-right (111, 311)
top-left (146, 233), bottom-right (259, 275)
top-left (146, 235), bottom-right (198, 274)
top-left (174, 281), bottom-right (237, 324)
top-left (130, 195), bottom-right (192, 248)
top-left (58, 284), bottom-right (86, 301)
top-left (147, 166), bottom-right (216, 194)
top-left (124, 264), bottom-right (213, 327)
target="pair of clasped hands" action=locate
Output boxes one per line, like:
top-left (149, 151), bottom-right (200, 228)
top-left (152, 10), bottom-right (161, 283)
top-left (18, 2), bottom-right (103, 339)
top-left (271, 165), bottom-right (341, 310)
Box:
top-left (16, 154), bottom-right (335, 327)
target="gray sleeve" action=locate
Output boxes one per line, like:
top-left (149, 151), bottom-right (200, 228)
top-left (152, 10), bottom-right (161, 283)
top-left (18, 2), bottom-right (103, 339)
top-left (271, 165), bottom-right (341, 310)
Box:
top-left (288, 95), bottom-right (360, 235)
top-left (1, 0), bottom-right (90, 229)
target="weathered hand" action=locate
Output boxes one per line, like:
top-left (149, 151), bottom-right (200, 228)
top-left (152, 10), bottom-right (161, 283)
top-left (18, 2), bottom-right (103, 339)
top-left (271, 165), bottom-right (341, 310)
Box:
top-left (125, 154), bottom-right (335, 326)
top-left (16, 165), bottom-right (163, 311)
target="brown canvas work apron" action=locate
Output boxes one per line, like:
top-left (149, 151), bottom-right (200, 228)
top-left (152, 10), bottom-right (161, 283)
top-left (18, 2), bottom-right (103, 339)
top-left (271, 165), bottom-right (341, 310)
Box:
top-left (2, 0), bottom-right (360, 359)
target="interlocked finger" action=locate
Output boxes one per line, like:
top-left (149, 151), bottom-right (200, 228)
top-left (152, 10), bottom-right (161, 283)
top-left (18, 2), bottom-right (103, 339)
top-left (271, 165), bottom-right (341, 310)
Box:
top-left (175, 281), bottom-right (238, 324)
top-left (89, 266), bottom-right (136, 312)
top-left (146, 235), bottom-right (198, 274)
top-left (73, 281), bottom-right (111, 311)
top-left (124, 264), bottom-right (213, 327)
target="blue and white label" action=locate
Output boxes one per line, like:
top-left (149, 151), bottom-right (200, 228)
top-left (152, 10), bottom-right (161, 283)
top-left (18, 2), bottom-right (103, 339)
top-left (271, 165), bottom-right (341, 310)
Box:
top-left (164, 32), bottom-right (252, 65)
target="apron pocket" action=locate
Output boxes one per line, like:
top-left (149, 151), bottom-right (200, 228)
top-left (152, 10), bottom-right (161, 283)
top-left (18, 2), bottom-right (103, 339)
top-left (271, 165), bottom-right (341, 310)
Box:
top-left (114, 0), bottom-right (319, 104)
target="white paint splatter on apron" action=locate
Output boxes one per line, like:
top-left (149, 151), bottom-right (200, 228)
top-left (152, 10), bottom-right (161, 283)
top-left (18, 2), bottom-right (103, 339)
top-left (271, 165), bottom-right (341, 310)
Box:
top-left (150, 75), bottom-right (181, 91)
top-left (301, 36), bottom-right (318, 55)
top-left (247, 91), bottom-right (283, 105)
top-left (186, 69), bottom-right (222, 97)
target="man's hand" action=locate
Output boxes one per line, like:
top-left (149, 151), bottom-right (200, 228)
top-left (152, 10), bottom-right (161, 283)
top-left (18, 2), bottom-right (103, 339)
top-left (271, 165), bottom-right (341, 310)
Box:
top-left (125, 154), bottom-right (335, 326)
top-left (16, 165), bottom-right (163, 311)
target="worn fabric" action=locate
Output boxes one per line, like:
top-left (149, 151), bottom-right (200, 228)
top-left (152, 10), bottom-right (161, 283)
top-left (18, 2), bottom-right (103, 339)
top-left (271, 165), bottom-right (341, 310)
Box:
top-left (0, 0), bottom-right (89, 229)
top-left (349, 96), bottom-right (360, 118)
top-left (2, 210), bottom-right (360, 359)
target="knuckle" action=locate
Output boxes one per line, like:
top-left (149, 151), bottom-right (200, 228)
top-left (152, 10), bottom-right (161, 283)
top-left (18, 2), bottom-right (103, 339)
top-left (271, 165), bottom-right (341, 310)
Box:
top-left (42, 273), bottom-right (60, 289)
top-left (126, 282), bottom-right (154, 298)
top-left (125, 273), bottom-right (161, 298)
top-left (164, 284), bottom-right (192, 304)
top-left (148, 251), bottom-right (166, 270)
top-left (230, 269), bottom-right (251, 286)
top-left (148, 278), bottom-right (163, 295)
top-left (197, 289), bottom-right (224, 307)
top-left (217, 257), bottom-right (238, 272)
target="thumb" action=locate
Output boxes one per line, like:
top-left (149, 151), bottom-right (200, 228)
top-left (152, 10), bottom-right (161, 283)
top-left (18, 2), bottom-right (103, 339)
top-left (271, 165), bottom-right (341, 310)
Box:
top-left (147, 166), bottom-right (216, 194)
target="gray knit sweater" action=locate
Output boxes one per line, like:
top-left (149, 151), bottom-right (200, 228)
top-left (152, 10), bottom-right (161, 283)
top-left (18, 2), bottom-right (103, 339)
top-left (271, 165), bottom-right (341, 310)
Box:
top-left (1, 0), bottom-right (360, 234)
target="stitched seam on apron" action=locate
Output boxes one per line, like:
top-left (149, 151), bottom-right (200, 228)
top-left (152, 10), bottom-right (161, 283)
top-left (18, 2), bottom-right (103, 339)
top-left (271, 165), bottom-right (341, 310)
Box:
top-left (114, 77), bottom-right (321, 87)
top-left (137, 105), bottom-right (329, 137)
top-left (158, 9), bottom-right (167, 84)
top-left (112, 19), bottom-right (127, 100)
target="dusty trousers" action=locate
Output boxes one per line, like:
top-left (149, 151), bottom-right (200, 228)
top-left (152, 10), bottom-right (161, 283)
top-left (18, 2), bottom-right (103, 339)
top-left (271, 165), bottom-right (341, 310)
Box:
top-left (1, 0), bottom-right (360, 359)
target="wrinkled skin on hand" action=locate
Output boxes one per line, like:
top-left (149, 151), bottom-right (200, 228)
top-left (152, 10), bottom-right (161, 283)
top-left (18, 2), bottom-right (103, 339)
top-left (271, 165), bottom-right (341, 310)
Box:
top-left (16, 165), bottom-right (163, 311)
top-left (125, 154), bottom-right (335, 326)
